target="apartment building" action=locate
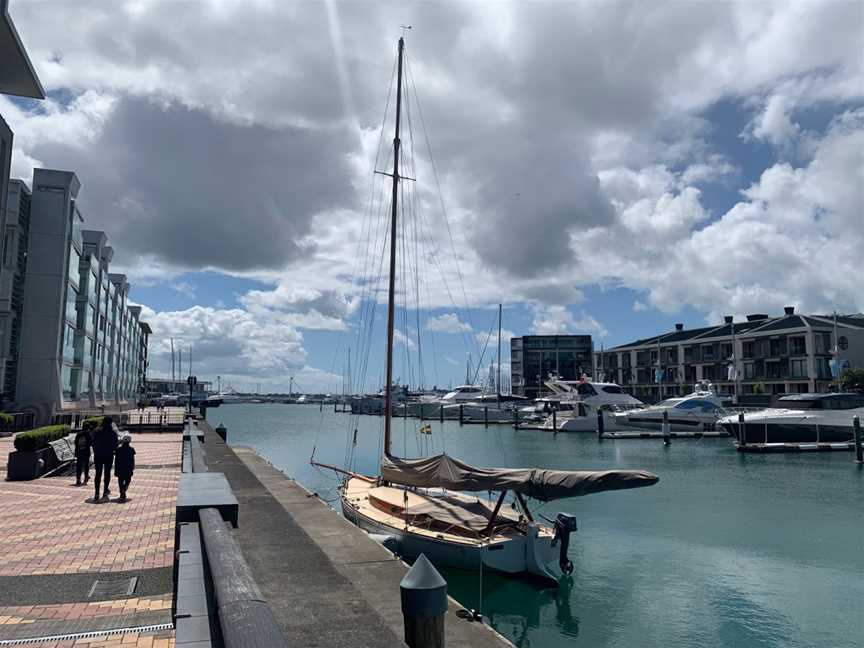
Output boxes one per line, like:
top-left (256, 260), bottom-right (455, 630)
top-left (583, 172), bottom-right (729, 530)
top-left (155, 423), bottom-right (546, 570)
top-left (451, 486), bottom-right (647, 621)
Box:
top-left (511, 335), bottom-right (594, 399)
top-left (13, 169), bottom-right (150, 422)
top-left (599, 308), bottom-right (864, 401)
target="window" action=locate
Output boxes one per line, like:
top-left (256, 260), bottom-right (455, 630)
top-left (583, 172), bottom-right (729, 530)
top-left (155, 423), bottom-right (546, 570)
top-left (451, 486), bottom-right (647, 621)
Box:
top-left (789, 337), bottom-right (806, 355)
top-left (2, 229), bottom-right (13, 267)
top-left (744, 362), bottom-right (755, 379)
top-left (742, 341), bottom-right (755, 359)
top-left (701, 345), bottom-right (715, 360)
top-left (789, 359), bottom-right (807, 378)
top-left (838, 336), bottom-right (848, 351)
top-left (676, 399), bottom-right (719, 412)
top-left (65, 286), bottom-right (78, 325)
top-left (67, 245), bottom-right (80, 288)
top-left (601, 385), bottom-right (622, 394)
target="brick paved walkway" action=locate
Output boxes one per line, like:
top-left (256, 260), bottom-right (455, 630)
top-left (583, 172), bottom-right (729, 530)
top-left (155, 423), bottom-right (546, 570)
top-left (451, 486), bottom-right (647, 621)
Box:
top-left (0, 432), bottom-right (182, 644)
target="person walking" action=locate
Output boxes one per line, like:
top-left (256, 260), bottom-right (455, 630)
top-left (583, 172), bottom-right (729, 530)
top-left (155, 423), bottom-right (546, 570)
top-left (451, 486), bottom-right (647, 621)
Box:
top-left (73, 427), bottom-right (92, 486)
top-left (114, 434), bottom-right (136, 502)
top-left (92, 416), bottom-right (118, 502)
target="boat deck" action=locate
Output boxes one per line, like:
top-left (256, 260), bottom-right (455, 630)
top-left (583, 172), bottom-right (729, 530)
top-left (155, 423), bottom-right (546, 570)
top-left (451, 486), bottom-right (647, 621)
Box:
top-left (343, 477), bottom-right (540, 545)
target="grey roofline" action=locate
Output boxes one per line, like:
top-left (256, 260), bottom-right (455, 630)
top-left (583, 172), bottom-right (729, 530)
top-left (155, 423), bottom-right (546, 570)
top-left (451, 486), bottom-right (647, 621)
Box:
top-left (0, 0), bottom-right (45, 99)
top-left (606, 313), bottom-right (864, 351)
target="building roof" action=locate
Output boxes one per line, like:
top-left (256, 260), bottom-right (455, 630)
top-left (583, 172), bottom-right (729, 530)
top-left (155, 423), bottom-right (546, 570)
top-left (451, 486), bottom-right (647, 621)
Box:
top-left (607, 312), bottom-right (864, 350)
top-left (0, 0), bottom-right (44, 99)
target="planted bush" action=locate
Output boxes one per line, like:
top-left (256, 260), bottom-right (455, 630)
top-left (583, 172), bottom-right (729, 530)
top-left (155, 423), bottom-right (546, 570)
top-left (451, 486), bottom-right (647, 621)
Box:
top-left (0, 412), bottom-right (13, 429)
top-left (13, 425), bottom-right (72, 452)
top-left (82, 416), bottom-right (104, 432)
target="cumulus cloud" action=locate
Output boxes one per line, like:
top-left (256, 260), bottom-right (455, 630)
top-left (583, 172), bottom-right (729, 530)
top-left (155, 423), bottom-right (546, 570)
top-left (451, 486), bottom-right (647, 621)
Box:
top-left (426, 313), bottom-right (472, 333)
top-left (530, 305), bottom-right (608, 338)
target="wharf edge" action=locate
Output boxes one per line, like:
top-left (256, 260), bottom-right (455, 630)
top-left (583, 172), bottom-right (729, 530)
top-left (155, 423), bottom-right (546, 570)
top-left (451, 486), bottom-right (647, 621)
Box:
top-left (196, 419), bottom-right (514, 648)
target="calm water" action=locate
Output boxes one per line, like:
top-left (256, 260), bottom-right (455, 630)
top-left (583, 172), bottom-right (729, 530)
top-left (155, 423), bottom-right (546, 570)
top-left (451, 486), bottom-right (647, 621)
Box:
top-left (210, 403), bottom-right (864, 648)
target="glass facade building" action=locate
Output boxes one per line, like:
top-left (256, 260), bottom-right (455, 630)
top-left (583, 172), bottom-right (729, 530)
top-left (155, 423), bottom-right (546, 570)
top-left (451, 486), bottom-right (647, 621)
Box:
top-left (511, 335), bottom-right (594, 399)
top-left (12, 169), bottom-right (150, 421)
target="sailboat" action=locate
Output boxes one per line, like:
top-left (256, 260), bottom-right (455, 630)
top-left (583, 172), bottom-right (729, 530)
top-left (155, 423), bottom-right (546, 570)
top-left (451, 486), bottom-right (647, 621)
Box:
top-left (314, 36), bottom-right (659, 584)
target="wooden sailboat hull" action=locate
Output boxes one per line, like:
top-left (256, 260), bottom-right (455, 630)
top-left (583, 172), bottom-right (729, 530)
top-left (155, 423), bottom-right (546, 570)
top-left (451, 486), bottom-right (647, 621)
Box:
top-left (340, 481), bottom-right (558, 582)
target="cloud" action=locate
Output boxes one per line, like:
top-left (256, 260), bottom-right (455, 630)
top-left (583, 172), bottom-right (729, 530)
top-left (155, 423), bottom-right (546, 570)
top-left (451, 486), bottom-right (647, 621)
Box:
top-left (170, 281), bottom-right (196, 299)
top-left (530, 305), bottom-right (608, 338)
top-left (394, 330), bottom-right (417, 350)
top-left (425, 313), bottom-right (472, 333)
top-left (632, 301), bottom-right (649, 312)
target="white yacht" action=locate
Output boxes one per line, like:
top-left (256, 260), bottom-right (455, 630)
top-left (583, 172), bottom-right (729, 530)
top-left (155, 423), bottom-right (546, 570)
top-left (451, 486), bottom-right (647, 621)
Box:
top-left (539, 381), bottom-right (645, 432)
top-left (719, 393), bottom-right (864, 445)
top-left (612, 384), bottom-right (732, 431)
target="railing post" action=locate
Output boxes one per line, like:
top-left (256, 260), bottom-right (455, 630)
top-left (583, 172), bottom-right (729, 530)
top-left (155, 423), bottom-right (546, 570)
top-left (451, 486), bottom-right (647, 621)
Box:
top-left (400, 554), bottom-right (446, 648)
top-left (854, 416), bottom-right (862, 464)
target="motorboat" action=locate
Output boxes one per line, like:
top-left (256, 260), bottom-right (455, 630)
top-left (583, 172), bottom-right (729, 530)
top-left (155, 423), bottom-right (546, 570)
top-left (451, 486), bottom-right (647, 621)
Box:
top-left (611, 383), bottom-right (732, 431)
top-left (719, 392), bottom-right (864, 444)
top-left (539, 382), bottom-right (645, 432)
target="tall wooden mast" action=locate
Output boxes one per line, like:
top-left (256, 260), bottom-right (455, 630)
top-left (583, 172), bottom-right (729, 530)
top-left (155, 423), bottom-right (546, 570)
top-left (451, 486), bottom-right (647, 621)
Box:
top-left (383, 37), bottom-right (405, 459)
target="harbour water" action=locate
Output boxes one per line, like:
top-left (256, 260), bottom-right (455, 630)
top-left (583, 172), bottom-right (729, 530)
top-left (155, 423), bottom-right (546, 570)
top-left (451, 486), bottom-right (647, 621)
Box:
top-left (210, 403), bottom-right (863, 648)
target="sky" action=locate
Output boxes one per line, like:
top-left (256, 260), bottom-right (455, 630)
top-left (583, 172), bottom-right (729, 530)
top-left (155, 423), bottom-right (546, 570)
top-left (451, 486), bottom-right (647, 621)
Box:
top-left (3, 0), bottom-right (863, 393)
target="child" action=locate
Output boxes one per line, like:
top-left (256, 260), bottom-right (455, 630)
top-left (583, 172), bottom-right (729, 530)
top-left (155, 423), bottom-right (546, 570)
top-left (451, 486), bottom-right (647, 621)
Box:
top-left (73, 427), bottom-right (92, 486)
top-left (114, 434), bottom-right (136, 502)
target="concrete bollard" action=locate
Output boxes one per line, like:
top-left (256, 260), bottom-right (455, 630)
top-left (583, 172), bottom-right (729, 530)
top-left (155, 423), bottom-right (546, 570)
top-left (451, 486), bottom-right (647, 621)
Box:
top-left (662, 410), bottom-right (670, 445)
top-left (215, 423), bottom-right (228, 442)
top-left (738, 412), bottom-right (746, 448)
top-left (596, 408), bottom-right (604, 439)
top-left (400, 554), bottom-right (447, 648)
top-left (854, 415), bottom-right (862, 464)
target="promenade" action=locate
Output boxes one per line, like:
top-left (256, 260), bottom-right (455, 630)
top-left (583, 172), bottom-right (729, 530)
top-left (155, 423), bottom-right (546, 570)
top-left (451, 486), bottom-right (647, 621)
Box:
top-left (0, 431), bottom-right (182, 647)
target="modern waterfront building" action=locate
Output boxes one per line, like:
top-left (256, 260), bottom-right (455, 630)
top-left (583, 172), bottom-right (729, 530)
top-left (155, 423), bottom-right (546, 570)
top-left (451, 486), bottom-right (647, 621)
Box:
top-left (0, 179), bottom-right (30, 403)
top-left (598, 308), bottom-right (864, 401)
top-left (0, 0), bottom-right (44, 405)
top-left (511, 334), bottom-right (594, 400)
top-left (13, 169), bottom-right (150, 422)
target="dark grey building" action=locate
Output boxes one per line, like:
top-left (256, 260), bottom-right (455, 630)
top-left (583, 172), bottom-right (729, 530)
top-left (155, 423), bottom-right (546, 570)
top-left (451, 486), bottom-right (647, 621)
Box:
top-left (511, 335), bottom-right (594, 400)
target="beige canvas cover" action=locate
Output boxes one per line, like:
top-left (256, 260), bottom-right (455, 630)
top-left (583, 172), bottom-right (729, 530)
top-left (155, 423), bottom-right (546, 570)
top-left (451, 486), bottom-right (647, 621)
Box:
top-left (403, 494), bottom-right (520, 533)
top-left (381, 454), bottom-right (659, 502)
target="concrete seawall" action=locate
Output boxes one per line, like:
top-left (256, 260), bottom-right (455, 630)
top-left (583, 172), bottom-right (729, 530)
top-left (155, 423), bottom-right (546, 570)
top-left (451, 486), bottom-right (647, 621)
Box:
top-left (198, 420), bottom-right (513, 648)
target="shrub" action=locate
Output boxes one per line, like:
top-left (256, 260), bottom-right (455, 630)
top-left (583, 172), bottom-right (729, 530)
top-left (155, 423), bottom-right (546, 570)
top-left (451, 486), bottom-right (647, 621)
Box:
top-left (13, 425), bottom-right (72, 452)
top-left (82, 416), bottom-right (104, 432)
top-left (0, 413), bottom-right (13, 429)
top-left (840, 367), bottom-right (864, 392)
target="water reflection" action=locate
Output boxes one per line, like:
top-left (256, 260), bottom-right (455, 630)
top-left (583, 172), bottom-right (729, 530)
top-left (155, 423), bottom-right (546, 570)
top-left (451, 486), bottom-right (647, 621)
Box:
top-left (443, 568), bottom-right (580, 646)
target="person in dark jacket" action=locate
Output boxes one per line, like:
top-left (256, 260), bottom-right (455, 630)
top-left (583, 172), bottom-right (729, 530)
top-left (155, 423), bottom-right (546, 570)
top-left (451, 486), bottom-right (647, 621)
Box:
top-left (114, 435), bottom-right (136, 502)
top-left (73, 428), bottom-right (92, 486)
top-left (92, 416), bottom-right (118, 502)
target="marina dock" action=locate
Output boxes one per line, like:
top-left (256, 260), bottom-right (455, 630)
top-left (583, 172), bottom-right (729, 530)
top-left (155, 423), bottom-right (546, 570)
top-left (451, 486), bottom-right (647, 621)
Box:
top-left (0, 415), bottom-right (516, 648)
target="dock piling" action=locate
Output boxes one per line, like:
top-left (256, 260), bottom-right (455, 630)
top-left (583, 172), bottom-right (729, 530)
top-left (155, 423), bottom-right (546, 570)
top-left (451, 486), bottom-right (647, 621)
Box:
top-left (459, 404), bottom-right (464, 426)
top-left (596, 408), bottom-right (604, 439)
top-left (440, 404), bottom-right (444, 423)
top-left (513, 409), bottom-right (519, 429)
top-left (854, 416), bottom-right (862, 464)
top-left (552, 409), bottom-right (557, 435)
top-left (738, 412), bottom-right (746, 448)
top-left (400, 554), bottom-right (447, 648)
top-left (484, 406), bottom-right (488, 427)
top-left (662, 410), bottom-right (670, 445)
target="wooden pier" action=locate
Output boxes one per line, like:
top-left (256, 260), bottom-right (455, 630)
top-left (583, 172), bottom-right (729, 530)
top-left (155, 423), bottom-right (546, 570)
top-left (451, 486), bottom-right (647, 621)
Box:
top-left (735, 441), bottom-right (857, 453)
top-left (601, 430), bottom-right (731, 439)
